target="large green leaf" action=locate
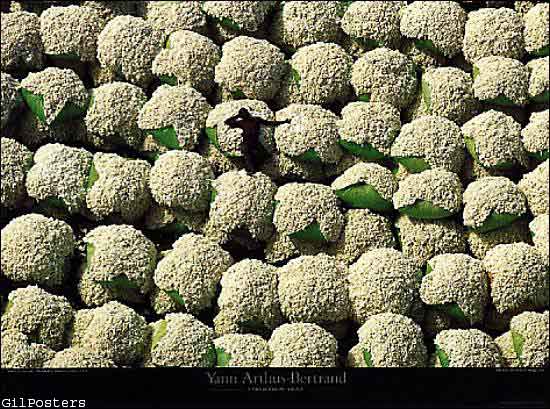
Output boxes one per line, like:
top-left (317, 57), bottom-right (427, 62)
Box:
top-left (435, 303), bottom-right (468, 324)
top-left (355, 37), bottom-right (382, 49)
top-left (398, 200), bottom-right (454, 220)
top-left (210, 188), bottom-right (217, 203)
top-left (335, 183), bottom-right (393, 212)
top-left (425, 263), bottom-right (433, 275)
top-left (85, 243), bottom-right (95, 270)
top-left (147, 126), bottom-right (181, 150)
top-left (357, 93), bottom-right (371, 102)
top-left (363, 349), bottom-right (374, 367)
top-left (435, 345), bottom-right (450, 368)
top-left (472, 65), bottom-right (480, 80)
top-left (471, 212), bottom-right (521, 233)
top-left (394, 156), bottom-right (430, 173)
top-left (42, 196), bottom-right (67, 210)
top-left (203, 344), bottom-right (217, 367)
top-left (47, 52), bottom-right (80, 61)
top-left (21, 88), bottom-right (46, 123)
top-left (291, 68), bottom-right (301, 87)
top-left (96, 273), bottom-right (142, 302)
top-left (289, 222), bottom-right (326, 242)
top-left (528, 149), bottom-right (549, 162)
top-left (87, 162), bottom-right (99, 190)
top-left (482, 95), bottom-right (519, 107)
top-left (230, 89), bottom-right (246, 99)
top-left (205, 127), bottom-right (221, 150)
top-left (220, 17), bottom-right (240, 31)
top-left (531, 45), bottom-right (549, 57)
top-left (97, 274), bottom-right (140, 292)
top-left (55, 101), bottom-right (88, 123)
top-left (530, 90), bottom-right (549, 104)
top-left (164, 35), bottom-right (173, 49)
top-left (164, 289), bottom-right (186, 307)
top-left (216, 347), bottom-right (232, 367)
top-left (294, 148), bottom-right (322, 163)
top-left (151, 320), bottom-right (168, 350)
top-left (414, 39), bottom-right (442, 56)
top-left (464, 135), bottom-right (480, 164)
top-left (159, 75), bottom-right (178, 86)
top-left (21, 88), bottom-right (87, 124)
top-left (339, 139), bottom-right (385, 161)
top-left (511, 330), bottom-right (525, 364)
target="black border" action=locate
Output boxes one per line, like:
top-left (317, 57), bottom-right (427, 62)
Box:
top-left (1, 368), bottom-right (547, 409)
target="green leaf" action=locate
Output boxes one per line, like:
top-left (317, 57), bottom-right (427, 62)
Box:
top-left (394, 156), bottom-right (430, 173)
top-left (54, 101), bottom-right (88, 123)
top-left (482, 95), bottom-right (519, 107)
top-left (159, 75), bottom-right (178, 86)
top-left (210, 188), bottom-right (217, 203)
top-left (398, 200), bottom-right (454, 220)
top-left (216, 347), bottom-right (232, 367)
top-left (85, 243), bottom-right (95, 269)
top-left (21, 88), bottom-right (87, 124)
top-left (472, 65), bottom-right (480, 81)
top-left (435, 345), bottom-right (450, 368)
top-left (47, 52), bottom-right (80, 61)
top-left (97, 274), bottom-right (140, 292)
top-left (148, 126), bottom-right (181, 150)
top-left (230, 89), bottom-right (246, 99)
top-left (464, 135), bottom-right (480, 164)
top-left (436, 303), bottom-right (467, 323)
top-left (21, 88), bottom-right (46, 123)
top-left (414, 39), bottom-right (442, 56)
top-left (339, 139), bottom-right (386, 161)
top-left (289, 222), bottom-right (326, 242)
top-left (355, 37), bottom-right (381, 49)
top-left (294, 148), bottom-right (322, 163)
top-left (87, 162), bottom-right (99, 190)
top-left (362, 349), bottom-right (373, 367)
top-left (335, 183), bottom-right (393, 212)
top-left (205, 127), bottom-right (221, 150)
top-left (530, 90), bottom-right (549, 104)
top-left (530, 45), bottom-right (549, 57)
top-left (357, 93), bottom-right (371, 102)
top-left (151, 320), bottom-right (168, 350)
top-left (220, 17), bottom-right (240, 31)
top-left (337, 1), bottom-right (353, 17)
top-left (203, 344), bottom-right (217, 367)
top-left (164, 289), bottom-right (186, 307)
top-left (291, 68), bottom-right (301, 87)
top-left (165, 35), bottom-right (173, 49)
top-left (471, 212), bottom-right (521, 233)
top-left (42, 196), bottom-right (67, 210)
top-left (511, 330), bottom-right (525, 363)
top-left (528, 149), bottom-right (549, 162)
top-left (425, 263), bottom-right (433, 275)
